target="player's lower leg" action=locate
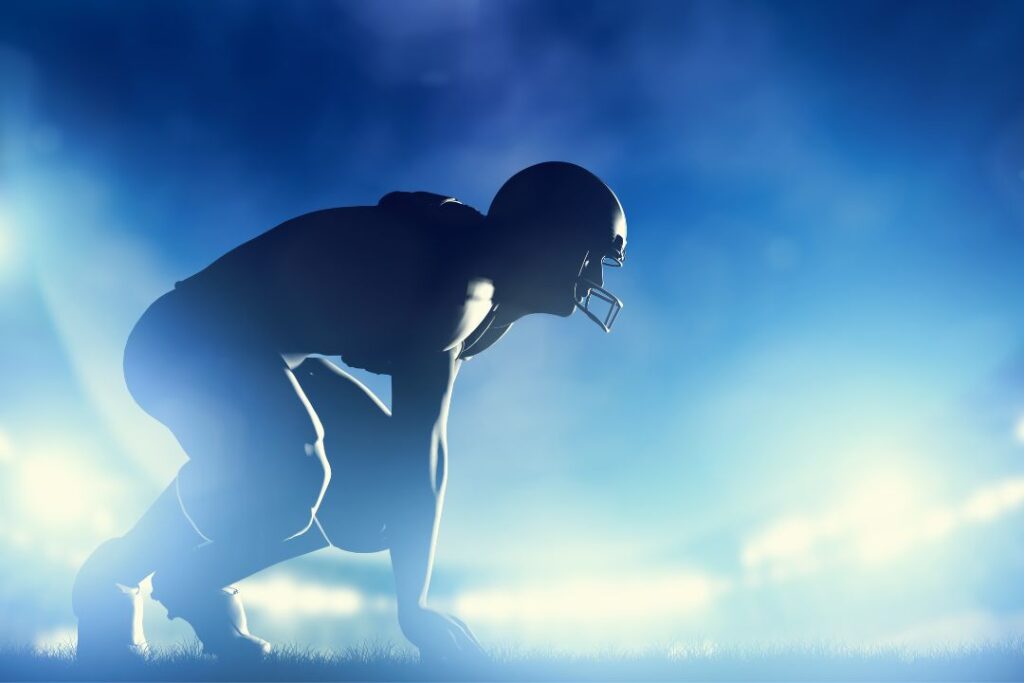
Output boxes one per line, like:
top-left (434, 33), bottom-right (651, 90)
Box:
top-left (150, 513), bottom-right (330, 658)
top-left (73, 482), bottom-right (204, 661)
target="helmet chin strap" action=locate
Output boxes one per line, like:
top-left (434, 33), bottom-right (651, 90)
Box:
top-left (575, 277), bottom-right (623, 333)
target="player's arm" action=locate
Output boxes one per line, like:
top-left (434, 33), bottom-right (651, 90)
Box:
top-left (386, 348), bottom-right (456, 612)
top-left (385, 347), bottom-right (483, 661)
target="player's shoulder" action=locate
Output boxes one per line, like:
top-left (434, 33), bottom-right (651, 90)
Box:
top-left (376, 191), bottom-right (484, 228)
top-left (270, 193), bottom-right (483, 235)
top-left (273, 205), bottom-right (376, 231)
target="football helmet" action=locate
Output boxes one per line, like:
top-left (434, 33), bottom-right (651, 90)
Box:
top-left (487, 161), bottom-right (627, 332)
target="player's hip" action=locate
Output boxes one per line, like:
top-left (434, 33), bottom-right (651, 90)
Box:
top-left (123, 288), bottom-right (281, 419)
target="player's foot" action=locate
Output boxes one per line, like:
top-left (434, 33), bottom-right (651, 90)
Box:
top-left (162, 586), bottom-right (271, 660)
top-left (75, 583), bottom-right (150, 665)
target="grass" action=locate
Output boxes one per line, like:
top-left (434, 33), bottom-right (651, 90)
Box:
top-left (1, 640), bottom-right (1023, 681)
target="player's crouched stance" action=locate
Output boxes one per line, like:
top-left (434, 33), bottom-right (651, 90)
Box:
top-left (72, 162), bottom-right (628, 665)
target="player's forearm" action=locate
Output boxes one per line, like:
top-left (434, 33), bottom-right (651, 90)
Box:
top-left (386, 351), bottom-right (457, 616)
top-left (385, 426), bottom-right (448, 613)
top-left (388, 488), bottom-right (442, 613)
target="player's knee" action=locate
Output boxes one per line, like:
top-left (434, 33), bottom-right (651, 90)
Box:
top-left (216, 453), bottom-right (329, 543)
top-left (272, 455), bottom-right (329, 539)
top-left (240, 494), bottom-right (317, 543)
top-left (176, 429), bottom-right (329, 544)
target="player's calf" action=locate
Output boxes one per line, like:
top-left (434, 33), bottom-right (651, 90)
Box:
top-left (159, 585), bottom-right (270, 660)
top-left (73, 538), bottom-right (150, 663)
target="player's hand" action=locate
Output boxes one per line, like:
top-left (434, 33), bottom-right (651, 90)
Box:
top-left (398, 605), bottom-right (487, 665)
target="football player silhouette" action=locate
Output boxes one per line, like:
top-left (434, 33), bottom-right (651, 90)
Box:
top-left (72, 161), bottom-right (628, 663)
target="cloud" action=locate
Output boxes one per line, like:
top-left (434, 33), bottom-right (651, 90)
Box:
top-left (961, 478), bottom-right (1024, 523)
top-left (741, 474), bottom-right (1024, 582)
top-left (240, 574), bottom-right (364, 620)
top-left (876, 610), bottom-right (1024, 651)
top-left (452, 571), bottom-right (729, 624)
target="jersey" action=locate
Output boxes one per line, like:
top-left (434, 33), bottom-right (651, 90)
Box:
top-left (170, 192), bottom-right (507, 373)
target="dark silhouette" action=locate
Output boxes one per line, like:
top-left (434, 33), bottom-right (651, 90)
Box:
top-left (72, 162), bottom-right (628, 664)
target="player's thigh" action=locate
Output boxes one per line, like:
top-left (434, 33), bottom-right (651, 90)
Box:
top-left (173, 353), bottom-right (329, 543)
top-left (292, 357), bottom-right (392, 550)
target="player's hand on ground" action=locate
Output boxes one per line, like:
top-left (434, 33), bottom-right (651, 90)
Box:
top-left (398, 605), bottom-right (487, 665)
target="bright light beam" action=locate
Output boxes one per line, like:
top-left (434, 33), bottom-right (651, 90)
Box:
top-left (0, 208), bottom-right (13, 274)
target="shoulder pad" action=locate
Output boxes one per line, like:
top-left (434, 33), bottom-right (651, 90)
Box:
top-left (377, 191), bottom-right (483, 225)
top-left (377, 191), bottom-right (453, 211)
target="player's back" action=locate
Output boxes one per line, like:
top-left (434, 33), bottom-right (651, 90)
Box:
top-left (172, 195), bottom-right (488, 371)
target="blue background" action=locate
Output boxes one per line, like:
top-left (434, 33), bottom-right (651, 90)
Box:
top-left (1, 0), bottom-right (1023, 653)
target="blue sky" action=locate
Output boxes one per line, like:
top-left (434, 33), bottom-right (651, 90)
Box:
top-left (2, 0), bottom-right (1024, 653)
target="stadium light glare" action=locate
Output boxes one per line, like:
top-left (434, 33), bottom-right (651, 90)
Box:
top-left (14, 449), bottom-right (116, 533)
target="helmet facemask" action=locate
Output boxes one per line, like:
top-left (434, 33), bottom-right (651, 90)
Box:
top-left (574, 242), bottom-right (625, 333)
